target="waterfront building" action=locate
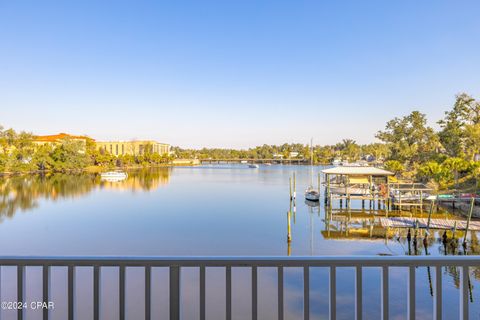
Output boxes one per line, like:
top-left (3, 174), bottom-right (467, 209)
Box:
top-left (33, 133), bottom-right (92, 153)
top-left (95, 140), bottom-right (170, 156)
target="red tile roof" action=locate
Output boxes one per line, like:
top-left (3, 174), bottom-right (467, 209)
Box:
top-left (34, 133), bottom-right (94, 142)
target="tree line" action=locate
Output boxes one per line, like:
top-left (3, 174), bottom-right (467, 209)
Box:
top-left (0, 129), bottom-right (172, 173)
top-left (2, 92), bottom-right (480, 190)
top-left (174, 93), bottom-right (480, 190)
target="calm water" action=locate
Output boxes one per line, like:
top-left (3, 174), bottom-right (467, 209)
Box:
top-left (0, 165), bottom-right (479, 319)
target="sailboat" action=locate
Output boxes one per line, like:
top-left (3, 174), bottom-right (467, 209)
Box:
top-left (305, 138), bottom-right (320, 202)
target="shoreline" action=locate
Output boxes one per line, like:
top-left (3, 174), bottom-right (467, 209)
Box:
top-left (0, 163), bottom-right (198, 177)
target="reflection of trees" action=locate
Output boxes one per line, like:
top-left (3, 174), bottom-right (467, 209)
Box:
top-left (0, 173), bottom-right (98, 219)
top-left (0, 168), bottom-right (171, 218)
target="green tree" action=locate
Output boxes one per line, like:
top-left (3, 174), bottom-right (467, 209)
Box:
top-left (470, 162), bottom-right (480, 192)
top-left (376, 111), bottom-right (438, 164)
top-left (441, 157), bottom-right (469, 187)
top-left (417, 161), bottom-right (452, 188)
top-left (384, 160), bottom-right (404, 175)
top-left (31, 144), bottom-right (54, 170)
top-left (50, 139), bottom-right (89, 171)
top-left (362, 143), bottom-right (390, 161)
top-left (438, 93), bottom-right (480, 158)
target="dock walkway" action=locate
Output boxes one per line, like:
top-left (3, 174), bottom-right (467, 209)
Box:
top-left (379, 217), bottom-right (480, 231)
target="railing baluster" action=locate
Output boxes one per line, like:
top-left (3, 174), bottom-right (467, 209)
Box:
top-left (145, 266), bottom-right (151, 320)
top-left (226, 266), bottom-right (232, 320)
top-left (93, 265), bottom-right (100, 320)
top-left (381, 266), bottom-right (388, 320)
top-left (407, 266), bottom-right (415, 320)
top-left (68, 265), bottom-right (74, 320)
top-left (434, 265), bottom-right (442, 320)
top-left (17, 265), bottom-right (24, 320)
top-left (170, 266), bottom-right (180, 320)
top-left (252, 266), bottom-right (257, 320)
top-left (278, 266), bottom-right (284, 320)
top-left (200, 266), bottom-right (205, 320)
top-left (329, 266), bottom-right (336, 320)
top-left (304, 266), bottom-right (309, 320)
top-left (460, 266), bottom-right (469, 320)
top-left (355, 266), bottom-right (362, 320)
top-left (0, 256), bottom-right (478, 320)
top-left (119, 266), bottom-right (125, 320)
top-left (43, 265), bottom-right (49, 320)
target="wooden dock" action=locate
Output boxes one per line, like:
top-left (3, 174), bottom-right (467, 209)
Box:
top-left (379, 217), bottom-right (480, 231)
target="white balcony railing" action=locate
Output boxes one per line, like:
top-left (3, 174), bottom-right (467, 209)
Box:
top-left (1, 255), bottom-right (479, 320)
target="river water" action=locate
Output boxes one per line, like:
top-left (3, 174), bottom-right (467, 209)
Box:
top-left (0, 165), bottom-right (478, 319)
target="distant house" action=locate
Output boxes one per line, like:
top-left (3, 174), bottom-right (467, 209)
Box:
top-left (475, 153), bottom-right (480, 162)
top-left (273, 153), bottom-right (284, 159)
top-left (34, 133), bottom-right (92, 154)
top-left (289, 152), bottom-right (299, 158)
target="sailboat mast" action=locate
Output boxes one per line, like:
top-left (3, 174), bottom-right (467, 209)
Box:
top-left (310, 138), bottom-right (313, 186)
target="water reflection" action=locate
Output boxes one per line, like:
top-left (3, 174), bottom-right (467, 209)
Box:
top-left (0, 165), bottom-right (478, 319)
top-left (0, 168), bottom-right (171, 218)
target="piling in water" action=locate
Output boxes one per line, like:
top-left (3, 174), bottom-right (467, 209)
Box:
top-left (287, 210), bottom-right (292, 243)
top-left (426, 200), bottom-right (434, 231)
top-left (463, 197), bottom-right (475, 244)
top-left (293, 172), bottom-right (296, 200)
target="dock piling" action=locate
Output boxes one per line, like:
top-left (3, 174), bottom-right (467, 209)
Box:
top-left (463, 197), bottom-right (475, 245)
top-left (293, 172), bottom-right (296, 200)
top-left (287, 211), bottom-right (292, 243)
top-left (427, 200), bottom-right (435, 231)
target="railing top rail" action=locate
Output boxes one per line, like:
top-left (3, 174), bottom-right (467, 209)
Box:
top-left (0, 255), bottom-right (479, 267)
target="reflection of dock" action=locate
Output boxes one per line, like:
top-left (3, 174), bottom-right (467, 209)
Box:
top-left (327, 204), bottom-right (480, 229)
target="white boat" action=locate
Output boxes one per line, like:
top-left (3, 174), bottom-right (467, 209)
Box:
top-left (305, 187), bottom-right (320, 201)
top-left (100, 171), bottom-right (128, 182)
top-left (248, 164), bottom-right (259, 168)
top-left (332, 159), bottom-right (342, 166)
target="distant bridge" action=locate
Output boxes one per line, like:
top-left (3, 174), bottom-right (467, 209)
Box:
top-left (199, 158), bottom-right (309, 164)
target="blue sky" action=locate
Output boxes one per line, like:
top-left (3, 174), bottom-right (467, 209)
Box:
top-left (1, 1), bottom-right (479, 148)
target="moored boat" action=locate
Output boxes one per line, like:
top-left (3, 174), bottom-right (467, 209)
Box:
top-left (248, 164), bottom-right (259, 168)
top-left (305, 187), bottom-right (320, 201)
top-left (100, 170), bottom-right (128, 182)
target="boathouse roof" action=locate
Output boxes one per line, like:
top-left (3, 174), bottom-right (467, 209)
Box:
top-left (322, 166), bottom-right (394, 176)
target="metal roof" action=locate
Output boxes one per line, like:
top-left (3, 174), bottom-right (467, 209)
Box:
top-left (321, 166), bottom-right (394, 176)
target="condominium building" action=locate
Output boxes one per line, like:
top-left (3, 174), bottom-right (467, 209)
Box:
top-left (95, 140), bottom-right (170, 156)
